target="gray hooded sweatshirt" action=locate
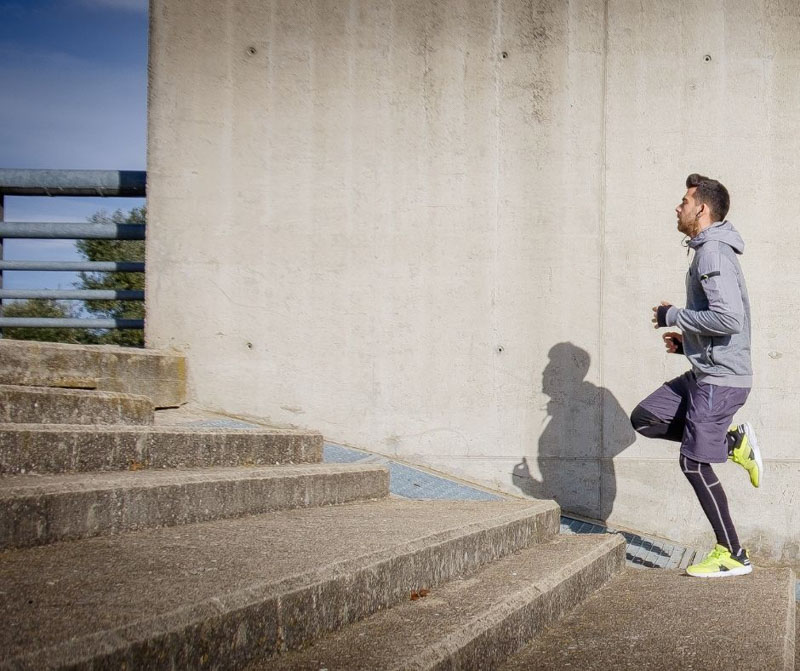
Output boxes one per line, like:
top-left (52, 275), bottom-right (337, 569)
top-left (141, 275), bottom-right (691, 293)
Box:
top-left (664, 221), bottom-right (752, 388)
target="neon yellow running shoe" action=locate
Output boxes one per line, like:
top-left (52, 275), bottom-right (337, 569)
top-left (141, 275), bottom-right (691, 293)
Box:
top-left (728, 422), bottom-right (763, 488)
top-left (686, 545), bottom-right (752, 578)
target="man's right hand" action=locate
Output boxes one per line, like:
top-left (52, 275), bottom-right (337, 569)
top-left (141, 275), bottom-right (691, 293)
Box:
top-left (663, 331), bottom-right (683, 354)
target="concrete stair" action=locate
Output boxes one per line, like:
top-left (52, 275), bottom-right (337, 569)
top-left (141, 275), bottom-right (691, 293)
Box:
top-left (0, 384), bottom-right (154, 425)
top-left (0, 463), bottom-right (389, 550)
top-left (0, 424), bottom-right (323, 474)
top-left (0, 340), bottom-right (627, 670)
top-left (1, 338), bottom-right (792, 670)
top-left (500, 567), bottom-right (796, 671)
top-left (250, 533), bottom-right (625, 670)
top-left (1, 499), bottom-right (562, 669)
top-left (0, 339), bottom-right (186, 407)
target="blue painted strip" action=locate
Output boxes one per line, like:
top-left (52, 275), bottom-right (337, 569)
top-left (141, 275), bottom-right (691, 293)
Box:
top-left (323, 443), bottom-right (502, 501)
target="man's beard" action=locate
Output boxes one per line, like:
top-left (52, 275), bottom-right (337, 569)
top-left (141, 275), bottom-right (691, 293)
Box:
top-left (677, 214), bottom-right (701, 238)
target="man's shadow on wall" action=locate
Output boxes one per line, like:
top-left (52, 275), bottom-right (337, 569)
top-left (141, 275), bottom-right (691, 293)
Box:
top-left (512, 342), bottom-right (635, 523)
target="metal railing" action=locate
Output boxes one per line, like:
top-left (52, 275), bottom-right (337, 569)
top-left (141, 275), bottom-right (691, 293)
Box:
top-left (0, 169), bottom-right (147, 331)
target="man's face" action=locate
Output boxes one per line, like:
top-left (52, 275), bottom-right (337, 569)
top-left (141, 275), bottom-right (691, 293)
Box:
top-left (676, 187), bottom-right (701, 236)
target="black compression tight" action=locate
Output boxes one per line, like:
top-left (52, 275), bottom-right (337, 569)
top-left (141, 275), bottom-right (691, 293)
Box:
top-left (680, 454), bottom-right (741, 555)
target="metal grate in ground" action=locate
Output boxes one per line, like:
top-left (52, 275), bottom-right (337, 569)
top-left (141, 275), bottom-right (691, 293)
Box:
top-left (323, 443), bottom-right (503, 501)
top-left (184, 418), bottom-right (267, 429)
top-left (559, 516), bottom-right (701, 569)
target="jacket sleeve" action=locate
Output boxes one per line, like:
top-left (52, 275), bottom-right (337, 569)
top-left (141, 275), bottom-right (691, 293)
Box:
top-left (665, 252), bottom-right (744, 336)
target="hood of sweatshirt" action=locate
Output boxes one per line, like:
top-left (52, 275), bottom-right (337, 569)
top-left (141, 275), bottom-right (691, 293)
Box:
top-left (688, 220), bottom-right (745, 254)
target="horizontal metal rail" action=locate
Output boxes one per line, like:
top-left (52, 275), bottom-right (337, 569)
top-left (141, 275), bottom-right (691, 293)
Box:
top-left (0, 222), bottom-right (145, 240)
top-left (0, 260), bottom-right (145, 272)
top-left (0, 289), bottom-right (144, 301)
top-left (0, 318), bottom-right (144, 329)
top-left (0, 168), bottom-right (147, 334)
top-left (0, 169), bottom-right (146, 197)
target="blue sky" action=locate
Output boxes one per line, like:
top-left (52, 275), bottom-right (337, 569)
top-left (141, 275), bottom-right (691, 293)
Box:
top-left (0, 0), bottom-right (148, 291)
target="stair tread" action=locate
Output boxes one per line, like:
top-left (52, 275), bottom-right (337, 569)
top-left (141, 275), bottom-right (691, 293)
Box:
top-left (1, 499), bottom-right (557, 667)
top-left (0, 384), bottom-right (152, 400)
top-left (254, 533), bottom-right (624, 670)
top-left (500, 566), bottom-right (796, 671)
top-left (0, 463), bottom-right (388, 497)
top-left (0, 423), bottom-right (316, 434)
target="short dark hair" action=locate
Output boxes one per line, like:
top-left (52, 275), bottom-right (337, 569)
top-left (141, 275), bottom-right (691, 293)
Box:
top-left (686, 173), bottom-right (730, 222)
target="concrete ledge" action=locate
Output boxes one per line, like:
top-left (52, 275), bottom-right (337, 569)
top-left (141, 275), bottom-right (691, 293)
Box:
top-left (0, 500), bottom-right (559, 670)
top-left (0, 463), bottom-right (389, 550)
top-left (502, 567), bottom-right (796, 671)
top-left (0, 425), bottom-right (323, 474)
top-left (0, 339), bottom-right (186, 408)
top-left (0, 385), bottom-right (154, 426)
top-left (262, 533), bottom-right (625, 670)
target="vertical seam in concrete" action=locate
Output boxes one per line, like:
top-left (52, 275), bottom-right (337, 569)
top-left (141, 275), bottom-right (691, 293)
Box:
top-left (222, 0), bottom-right (234, 304)
top-left (598, 0), bottom-right (610, 514)
top-left (491, 0), bottom-right (503, 428)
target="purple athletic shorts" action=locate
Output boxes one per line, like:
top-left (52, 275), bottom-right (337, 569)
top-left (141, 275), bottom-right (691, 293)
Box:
top-left (637, 371), bottom-right (750, 463)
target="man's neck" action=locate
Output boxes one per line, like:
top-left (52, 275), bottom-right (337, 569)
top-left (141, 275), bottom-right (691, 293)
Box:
top-left (689, 219), bottom-right (715, 238)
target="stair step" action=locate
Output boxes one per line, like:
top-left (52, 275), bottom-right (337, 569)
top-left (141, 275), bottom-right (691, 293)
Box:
top-left (255, 533), bottom-right (625, 670)
top-left (0, 424), bottom-right (323, 474)
top-left (0, 339), bottom-right (186, 408)
top-left (0, 499), bottom-right (558, 670)
top-left (501, 566), bottom-right (796, 671)
top-left (0, 384), bottom-right (154, 425)
top-left (0, 463), bottom-right (389, 550)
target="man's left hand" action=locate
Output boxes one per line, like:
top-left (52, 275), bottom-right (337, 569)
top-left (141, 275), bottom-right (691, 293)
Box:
top-left (651, 301), bottom-right (672, 328)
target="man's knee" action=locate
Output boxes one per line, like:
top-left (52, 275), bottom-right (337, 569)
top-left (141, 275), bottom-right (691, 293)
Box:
top-left (630, 405), bottom-right (666, 438)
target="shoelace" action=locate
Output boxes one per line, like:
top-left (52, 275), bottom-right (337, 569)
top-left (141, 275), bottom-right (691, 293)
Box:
top-left (704, 547), bottom-right (728, 563)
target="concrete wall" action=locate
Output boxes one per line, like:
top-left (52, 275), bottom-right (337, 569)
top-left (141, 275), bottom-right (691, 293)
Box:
top-left (147, 0), bottom-right (800, 561)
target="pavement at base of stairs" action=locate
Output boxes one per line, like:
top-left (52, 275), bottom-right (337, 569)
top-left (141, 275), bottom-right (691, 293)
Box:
top-left (164, 414), bottom-right (799, 599)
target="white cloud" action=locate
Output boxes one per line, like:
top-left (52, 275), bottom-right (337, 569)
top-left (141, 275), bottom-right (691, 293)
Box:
top-left (75, 0), bottom-right (147, 12)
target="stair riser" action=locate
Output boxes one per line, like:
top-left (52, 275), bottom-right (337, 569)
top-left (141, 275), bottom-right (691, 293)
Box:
top-left (0, 387), bottom-right (154, 426)
top-left (1, 469), bottom-right (389, 550)
top-left (428, 541), bottom-right (626, 671)
top-left (20, 507), bottom-right (560, 670)
top-left (0, 430), bottom-right (323, 474)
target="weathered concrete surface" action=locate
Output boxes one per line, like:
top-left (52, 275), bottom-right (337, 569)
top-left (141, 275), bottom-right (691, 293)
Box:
top-left (501, 567), bottom-right (796, 671)
top-left (0, 339), bottom-right (186, 408)
top-left (0, 424), bottom-right (323, 474)
top-left (248, 533), bottom-right (625, 670)
top-left (146, 0), bottom-right (800, 560)
top-left (0, 463), bottom-right (389, 550)
top-left (0, 499), bottom-right (558, 670)
top-left (0, 384), bottom-right (154, 426)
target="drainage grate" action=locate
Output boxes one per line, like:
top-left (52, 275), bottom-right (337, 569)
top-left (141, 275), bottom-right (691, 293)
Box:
top-left (185, 418), bottom-right (264, 429)
top-left (323, 443), bottom-right (502, 501)
top-left (560, 516), bottom-right (701, 570)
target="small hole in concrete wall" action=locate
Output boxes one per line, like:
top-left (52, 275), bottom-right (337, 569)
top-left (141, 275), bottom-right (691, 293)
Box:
top-left (246, 342), bottom-right (253, 349)
top-left (496, 346), bottom-right (505, 353)
top-left (703, 54), bottom-right (712, 62)
top-left (501, 51), bottom-right (509, 59)
top-left (247, 46), bottom-right (257, 56)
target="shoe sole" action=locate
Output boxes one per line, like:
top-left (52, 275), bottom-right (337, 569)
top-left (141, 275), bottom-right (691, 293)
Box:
top-left (686, 564), bottom-right (753, 578)
top-left (741, 422), bottom-right (763, 488)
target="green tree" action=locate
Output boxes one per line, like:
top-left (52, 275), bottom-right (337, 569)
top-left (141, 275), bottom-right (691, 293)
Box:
top-left (76, 207), bottom-right (145, 347)
top-left (1, 299), bottom-right (88, 343)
